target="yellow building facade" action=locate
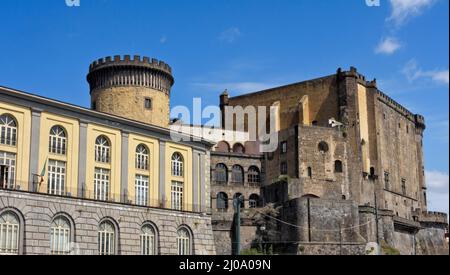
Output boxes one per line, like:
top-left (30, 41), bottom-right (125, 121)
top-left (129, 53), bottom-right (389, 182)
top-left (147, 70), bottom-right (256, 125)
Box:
top-left (0, 87), bottom-right (212, 213)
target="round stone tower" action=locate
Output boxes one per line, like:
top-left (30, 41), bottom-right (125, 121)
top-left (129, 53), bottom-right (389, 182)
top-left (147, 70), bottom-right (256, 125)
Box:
top-left (87, 55), bottom-right (174, 128)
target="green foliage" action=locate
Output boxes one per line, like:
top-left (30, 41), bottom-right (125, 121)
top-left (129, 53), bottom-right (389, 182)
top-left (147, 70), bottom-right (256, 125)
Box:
top-left (381, 242), bottom-right (401, 255)
top-left (241, 248), bottom-right (264, 255)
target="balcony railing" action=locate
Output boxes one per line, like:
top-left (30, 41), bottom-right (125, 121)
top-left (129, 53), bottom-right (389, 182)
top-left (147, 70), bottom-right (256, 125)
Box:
top-left (0, 180), bottom-right (211, 214)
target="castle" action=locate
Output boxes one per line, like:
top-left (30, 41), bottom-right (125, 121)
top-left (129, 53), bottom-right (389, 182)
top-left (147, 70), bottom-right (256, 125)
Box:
top-left (0, 55), bottom-right (447, 255)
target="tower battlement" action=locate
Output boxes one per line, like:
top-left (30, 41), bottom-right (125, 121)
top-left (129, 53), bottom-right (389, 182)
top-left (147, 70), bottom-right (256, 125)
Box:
top-left (89, 55), bottom-right (173, 75)
top-left (87, 55), bottom-right (174, 128)
top-left (87, 55), bottom-right (174, 95)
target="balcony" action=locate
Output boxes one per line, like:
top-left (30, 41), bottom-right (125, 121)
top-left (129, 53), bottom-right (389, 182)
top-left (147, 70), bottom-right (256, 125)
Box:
top-left (0, 179), bottom-right (212, 214)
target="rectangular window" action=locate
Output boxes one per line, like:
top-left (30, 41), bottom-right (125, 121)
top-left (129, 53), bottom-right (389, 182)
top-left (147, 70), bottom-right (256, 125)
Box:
top-left (50, 226), bottom-right (70, 255)
top-left (144, 98), bottom-right (152, 110)
top-left (171, 181), bottom-right (184, 211)
top-left (94, 168), bottom-right (110, 201)
top-left (98, 231), bottom-right (114, 255)
top-left (0, 151), bottom-right (16, 189)
top-left (49, 132), bottom-right (67, 155)
top-left (384, 171), bottom-right (390, 190)
top-left (95, 144), bottom-right (110, 163)
top-left (177, 236), bottom-right (190, 255)
top-left (140, 233), bottom-right (155, 255)
top-left (280, 162), bottom-right (288, 175)
top-left (0, 123), bottom-right (17, 147)
top-left (136, 152), bottom-right (149, 170)
top-left (280, 141), bottom-right (287, 154)
top-left (135, 175), bottom-right (149, 206)
top-left (48, 160), bottom-right (66, 196)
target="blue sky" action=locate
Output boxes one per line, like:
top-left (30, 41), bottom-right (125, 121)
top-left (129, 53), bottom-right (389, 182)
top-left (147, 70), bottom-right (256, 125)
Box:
top-left (0, 0), bottom-right (448, 214)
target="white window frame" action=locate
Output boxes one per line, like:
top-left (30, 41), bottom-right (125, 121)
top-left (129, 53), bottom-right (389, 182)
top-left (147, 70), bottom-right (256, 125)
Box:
top-left (95, 136), bottom-right (110, 163)
top-left (135, 174), bottom-right (149, 206)
top-left (171, 181), bottom-right (184, 211)
top-left (94, 168), bottom-right (110, 201)
top-left (248, 166), bottom-right (260, 185)
top-left (0, 212), bottom-right (20, 255)
top-left (0, 151), bottom-right (16, 189)
top-left (48, 160), bottom-right (66, 196)
top-left (177, 228), bottom-right (191, 255)
top-left (98, 221), bottom-right (115, 255)
top-left (171, 153), bottom-right (184, 177)
top-left (0, 115), bottom-right (17, 147)
top-left (50, 216), bottom-right (71, 255)
top-left (140, 224), bottom-right (156, 255)
top-left (136, 145), bottom-right (149, 170)
top-left (49, 126), bottom-right (67, 155)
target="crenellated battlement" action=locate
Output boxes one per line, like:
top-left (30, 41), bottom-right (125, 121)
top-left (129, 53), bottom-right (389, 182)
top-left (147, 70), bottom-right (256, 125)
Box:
top-left (87, 55), bottom-right (174, 95)
top-left (419, 211), bottom-right (448, 225)
top-left (337, 66), bottom-right (378, 88)
top-left (337, 67), bottom-right (426, 129)
top-left (89, 55), bottom-right (173, 75)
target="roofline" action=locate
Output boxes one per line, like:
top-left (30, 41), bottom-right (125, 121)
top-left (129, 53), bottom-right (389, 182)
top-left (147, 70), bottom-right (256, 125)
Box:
top-left (0, 85), bottom-right (216, 147)
top-left (227, 73), bottom-right (336, 100)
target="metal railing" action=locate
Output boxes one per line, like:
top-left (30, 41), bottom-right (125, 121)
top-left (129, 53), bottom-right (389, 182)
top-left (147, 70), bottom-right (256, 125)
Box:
top-left (0, 180), bottom-right (211, 214)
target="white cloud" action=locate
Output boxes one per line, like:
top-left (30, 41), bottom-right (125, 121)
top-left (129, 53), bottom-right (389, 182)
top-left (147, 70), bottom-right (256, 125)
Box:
top-left (426, 171), bottom-right (449, 191)
top-left (218, 27), bottom-right (242, 43)
top-left (375, 37), bottom-right (402, 55)
top-left (160, 36), bottom-right (167, 44)
top-left (426, 171), bottom-right (449, 215)
top-left (192, 82), bottom-right (278, 94)
top-left (388, 0), bottom-right (435, 26)
top-left (402, 59), bottom-right (449, 85)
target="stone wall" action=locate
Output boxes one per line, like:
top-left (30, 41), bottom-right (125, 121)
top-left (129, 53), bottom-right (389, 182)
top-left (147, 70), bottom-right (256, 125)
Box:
top-left (227, 74), bottom-right (340, 132)
top-left (297, 242), bottom-right (367, 255)
top-left (91, 86), bottom-right (170, 128)
top-left (416, 227), bottom-right (449, 255)
top-left (0, 190), bottom-right (216, 255)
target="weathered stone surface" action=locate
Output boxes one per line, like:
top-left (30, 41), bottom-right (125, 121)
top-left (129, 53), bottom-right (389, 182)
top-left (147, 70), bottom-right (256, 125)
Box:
top-left (0, 190), bottom-right (216, 255)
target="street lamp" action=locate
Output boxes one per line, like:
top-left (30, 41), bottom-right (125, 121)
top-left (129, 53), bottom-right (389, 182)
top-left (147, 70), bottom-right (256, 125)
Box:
top-left (233, 195), bottom-right (245, 255)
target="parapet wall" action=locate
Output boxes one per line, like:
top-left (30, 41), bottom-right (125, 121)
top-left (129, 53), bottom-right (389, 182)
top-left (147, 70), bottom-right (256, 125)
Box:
top-left (419, 211), bottom-right (448, 225)
top-left (87, 55), bottom-right (174, 95)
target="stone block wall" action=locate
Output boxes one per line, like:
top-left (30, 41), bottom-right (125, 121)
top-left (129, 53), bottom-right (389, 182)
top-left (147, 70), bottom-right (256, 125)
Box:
top-left (0, 190), bottom-right (216, 255)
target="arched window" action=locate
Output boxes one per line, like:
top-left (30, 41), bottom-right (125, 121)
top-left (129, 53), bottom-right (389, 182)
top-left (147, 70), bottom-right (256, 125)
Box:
top-left (335, 160), bottom-right (343, 173)
top-left (216, 141), bottom-right (230, 153)
top-left (233, 143), bottom-right (245, 154)
top-left (318, 141), bottom-right (329, 153)
top-left (136, 144), bottom-right (149, 170)
top-left (233, 193), bottom-right (245, 209)
top-left (49, 126), bottom-right (67, 155)
top-left (177, 227), bottom-right (192, 255)
top-left (215, 164), bottom-right (228, 184)
top-left (231, 165), bottom-right (244, 184)
top-left (0, 151), bottom-right (16, 189)
top-left (248, 166), bottom-right (261, 186)
top-left (217, 192), bottom-right (229, 210)
top-left (50, 216), bottom-right (71, 255)
top-left (140, 224), bottom-right (157, 255)
top-left (0, 211), bottom-right (20, 255)
top-left (171, 153), bottom-right (184, 177)
top-left (98, 220), bottom-right (116, 255)
top-left (249, 194), bottom-right (261, 208)
top-left (0, 115), bottom-right (17, 146)
top-left (95, 136), bottom-right (110, 163)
